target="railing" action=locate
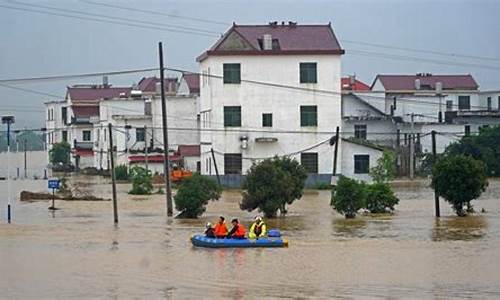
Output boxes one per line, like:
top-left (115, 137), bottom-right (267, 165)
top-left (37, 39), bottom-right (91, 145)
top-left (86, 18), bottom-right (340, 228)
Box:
top-left (71, 116), bottom-right (91, 124)
top-left (74, 141), bottom-right (94, 150)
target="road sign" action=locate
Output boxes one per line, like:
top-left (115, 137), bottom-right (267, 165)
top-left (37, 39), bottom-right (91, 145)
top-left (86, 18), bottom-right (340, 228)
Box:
top-left (48, 179), bottom-right (60, 190)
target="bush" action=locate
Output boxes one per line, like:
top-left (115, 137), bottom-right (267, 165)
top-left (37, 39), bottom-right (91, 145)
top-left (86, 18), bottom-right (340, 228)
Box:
top-left (49, 142), bottom-right (71, 166)
top-left (129, 166), bottom-right (153, 195)
top-left (370, 150), bottom-right (396, 183)
top-left (114, 165), bottom-right (129, 181)
top-left (241, 156), bottom-right (307, 218)
top-left (174, 174), bottom-right (221, 218)
top-left (331, 176), bottom-right (366, 218)
top-left (364, 182), bottom-right (399, 213)
top-left (432, 155), bottom-right (488, 216)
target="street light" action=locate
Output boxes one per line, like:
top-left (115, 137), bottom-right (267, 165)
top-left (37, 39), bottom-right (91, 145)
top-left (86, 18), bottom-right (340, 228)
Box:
top-left (2, 115), bottom-right (15, 223)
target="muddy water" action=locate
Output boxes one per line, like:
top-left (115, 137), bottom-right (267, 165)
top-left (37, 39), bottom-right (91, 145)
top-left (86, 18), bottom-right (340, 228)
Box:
top-left (1, 176), bottom-right (500, 299)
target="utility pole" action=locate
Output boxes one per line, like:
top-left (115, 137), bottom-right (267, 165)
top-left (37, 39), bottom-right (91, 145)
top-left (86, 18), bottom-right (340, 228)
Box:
top-left (159, 42), bottom-right (173, 216)
top-left (332, 126), bottom-right (340, 177)
top-left (409, 113), bottom-right (415, 179)
top-left (24, 138), bottom-right (27, 179)
top-left (124, 124), bottom-right (131, 174)
top-left (2, 115), bottom-right (15, 224)
top-left (108, 123), bottom-right (118, 224)
top-left (431, 130), bottom-right (440, 217)
top-left (211, 148), bottom-right (221, 186)
top-left (144, 125), bottom-right (149, 171)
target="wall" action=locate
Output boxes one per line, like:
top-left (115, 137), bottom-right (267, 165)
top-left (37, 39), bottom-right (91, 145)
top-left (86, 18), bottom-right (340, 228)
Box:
top-left (340, 141), bottom-right (383, 182)
top-left (199, 54), bottom-right (342, 175)
top-left (480, 91), bottom-right (500, 110)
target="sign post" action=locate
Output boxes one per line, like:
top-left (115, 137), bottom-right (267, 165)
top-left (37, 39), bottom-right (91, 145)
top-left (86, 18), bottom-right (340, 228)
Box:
top-left (48, 178), bottom-right (60, 210)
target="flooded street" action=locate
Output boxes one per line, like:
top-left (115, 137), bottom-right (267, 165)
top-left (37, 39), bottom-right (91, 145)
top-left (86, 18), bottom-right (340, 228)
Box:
top-left (1, 176), bottom-right (500, 299)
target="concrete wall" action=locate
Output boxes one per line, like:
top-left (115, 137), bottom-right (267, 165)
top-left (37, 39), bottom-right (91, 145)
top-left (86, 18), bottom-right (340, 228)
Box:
top-left (199, 54), bottom-right (342, 175)
top-left (341, 141), bottom-right (383, 182)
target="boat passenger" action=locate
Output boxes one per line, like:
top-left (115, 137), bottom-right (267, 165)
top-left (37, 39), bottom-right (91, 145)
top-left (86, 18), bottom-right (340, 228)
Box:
top-left (214, 216), bottom-right (228, 238)
top-left (205, 222), bottom-right (216, 238)
top-left (249, 216), bottom-right (267, 239)
top-left (227, 218), bottom-right (246, 239)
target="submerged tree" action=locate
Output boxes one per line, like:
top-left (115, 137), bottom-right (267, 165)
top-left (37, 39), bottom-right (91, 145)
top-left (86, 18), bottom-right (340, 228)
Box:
top-left (241, 156), bottom-right (307, 218)
top-left (364, 182), bottom-right (399, 213)
top-left (129, 166), bottom-right (153, 195)
top-left (49, 142), bottom-right (71, 166)
top-left (331, 176), bottom-right (366, 218)
top-left (432, 155), bottom-right (488, 216)
top-left (174, 174), bottom-right (221, 218)
top-left (370, 150), bottom-right (396, 183)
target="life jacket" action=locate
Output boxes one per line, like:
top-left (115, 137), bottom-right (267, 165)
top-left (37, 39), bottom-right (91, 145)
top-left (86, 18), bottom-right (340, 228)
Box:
top-left (214, 222), bottom-right (228, 237)
top-left (233, 224), bottom-right (246, 237)
top-left (250, 221), bottom-right (267, 238)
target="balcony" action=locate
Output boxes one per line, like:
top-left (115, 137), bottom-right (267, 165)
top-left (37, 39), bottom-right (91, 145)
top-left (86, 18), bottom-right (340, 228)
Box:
top-left (445, 110), bottom-right (500, 123)
top-left (71, 116), bottom-right (91, 125)
top-left (74, 141), bottom-right (94, 150)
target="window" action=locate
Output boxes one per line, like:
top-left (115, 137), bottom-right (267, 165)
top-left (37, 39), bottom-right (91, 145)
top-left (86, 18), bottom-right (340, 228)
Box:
top-left (223, 63), bottom-right (241, 84)
top-left (299, 63), bottom-right (317, 83)
top-left (136, 128), bottom-right (145, 142)
top-left (498, 96), bottom-right (500, 110)
top-left (458, 96), bottom-right (470, 110)
top-left (487, 97), bottom-right (492, 111)
top-left (61, 107), bottom-right (67, 125)
top-left (354, 125), bottom-right (367, 140)
top-left (262, 113), bottom-right (273, 127)
top-left (301, 153), bottom-right (318, 173)
top-left (446, 100), bottom-right (453, 111)
top-left (62, 131), bottom-right (67, 142)
top-left (82, 130), bottom-right (91, 141)
top-left (354, 155), bottom-right (370, 174)
top-left (464, 125), bottom-right (471, 136)
top-left (224, 153), bottom-right (242, 174)
top-left (300, 106), bottom-right (317, 126)
top-left (224, 106), bottom-right (241, 127)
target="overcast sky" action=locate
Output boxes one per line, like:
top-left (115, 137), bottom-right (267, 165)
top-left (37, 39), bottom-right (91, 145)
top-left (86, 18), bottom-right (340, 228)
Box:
top-left (1, 0), bottom-right (499, 128)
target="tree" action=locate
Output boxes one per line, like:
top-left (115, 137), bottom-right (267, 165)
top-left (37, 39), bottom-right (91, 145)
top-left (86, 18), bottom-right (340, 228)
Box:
top-left (364, 182), bottom-right (399, 213)
top-left (241, 156), bottom-right (307, 218)
top-left (432, 155), bottom-right (488, 216)
top-left (49, 142), bottom-right (71, 165)
top-left (331, 176), bottom-right (366, 218)
top-left (129, 166), bottom-right (153, 195)
top-left (370, 150), bottom-right (396, 183)
top-left (174, 174), bottom-right (221, 218)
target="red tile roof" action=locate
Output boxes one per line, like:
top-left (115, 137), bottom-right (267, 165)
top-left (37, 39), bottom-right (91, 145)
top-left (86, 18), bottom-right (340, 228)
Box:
top-left (138, 77), bottom-right (178, 93)
top-left (198, 22), bottom-right (344, 61)
top-left (181, 73), bottom-right (200, 94)
top-left (74, 149), bottom-right (94, 157)
top-left (67, 86), bottom-right (132, 102)
top-left (341, 77), bottom-right (370, 91)
top-left (71, 105), bottom-right (99, 117)
top-left (178, 145), bottom-right (200, 157)
top-left (129, 154), bottom-right (181, 163)
top-left (373, 74), bottom-right (479, 91)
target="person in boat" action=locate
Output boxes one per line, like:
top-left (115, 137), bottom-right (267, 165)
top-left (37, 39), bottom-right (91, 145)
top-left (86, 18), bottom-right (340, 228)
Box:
top-left (249, 216), bottom-right (267, 239)
top-left (214, 216), bottom-right (228, 238)
top-left (205, 222), bottom-right (216, 238)
top-left (227, 218), bottom-right (246, 239)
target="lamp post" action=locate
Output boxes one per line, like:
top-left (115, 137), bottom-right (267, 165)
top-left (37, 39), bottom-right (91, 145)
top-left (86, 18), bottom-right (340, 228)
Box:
top-left (2, 115), bottom-right (15, 223)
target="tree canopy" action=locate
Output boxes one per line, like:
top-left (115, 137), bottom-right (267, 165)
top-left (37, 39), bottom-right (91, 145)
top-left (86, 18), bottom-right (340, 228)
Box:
top-left (174, 174), bottom-right (221, 218)
top-left (49, 142), bottom-right (71, 165)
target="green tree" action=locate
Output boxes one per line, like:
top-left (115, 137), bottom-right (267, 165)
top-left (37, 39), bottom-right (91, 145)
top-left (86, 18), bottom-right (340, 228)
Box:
top-left (331, 176), bottom-right (366, 218)
top-left (370, 150), bottom-right (396, 183)
top-left (241, 156), bottom-right (307, 218)
top-left (129, 166), bottom-right (153, 195)
top-left (49, 142), bottom-right (71, 165)
top-left (364, 182), bottom-right (399, 213)
top-left (432, 155), bottom-right (488, 216)
top-left (114, 165), bottom-right (129, 181)
top-left (174, 174), bottom-right (221, 218)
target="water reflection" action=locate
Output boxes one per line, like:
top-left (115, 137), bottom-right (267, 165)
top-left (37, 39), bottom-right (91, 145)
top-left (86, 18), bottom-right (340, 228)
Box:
top-left (432, 215), bottom-right (488, 241)
top-left (332, 217), bottom-right (367, 238)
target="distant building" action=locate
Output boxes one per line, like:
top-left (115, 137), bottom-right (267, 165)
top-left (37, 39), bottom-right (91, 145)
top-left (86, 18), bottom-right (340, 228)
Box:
top-left (341, 75), bottom-right (370, 91)
top-left (197, 22), bottom-right (344, 184)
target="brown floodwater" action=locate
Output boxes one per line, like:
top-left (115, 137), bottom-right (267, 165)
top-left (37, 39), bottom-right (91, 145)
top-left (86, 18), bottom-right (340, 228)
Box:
top-left (1, 176), bottom-right (500, 299)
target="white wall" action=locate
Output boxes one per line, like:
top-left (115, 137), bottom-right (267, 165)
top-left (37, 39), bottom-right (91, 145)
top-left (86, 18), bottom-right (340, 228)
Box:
top-left (199, 54), bottom-right (342, 175)
top-left (340, 141), bottom-right (383, 182)
top-left (480, 91), bottom-right (500, 110)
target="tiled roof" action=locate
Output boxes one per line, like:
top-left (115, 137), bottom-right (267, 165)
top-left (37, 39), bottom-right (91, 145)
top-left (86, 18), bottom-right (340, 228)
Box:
top-left (181, 73), bottom-right (200, 94)
top-left (67, 86), bottom-right (132, 101)
top-left (129, 154), bottom-right (181, 163)
top-left (341, 77), bottom-right (370, 91)
top-left (373, 74), bottom-right (479, 91)
top-left (138, 77), bottom-right (178, 93)
top-left (71, 105), bottom-right (99, 117)
top-left (198, 22), bottom-right (344, 61)
top-left (178, 144), bottom-right (200, 157)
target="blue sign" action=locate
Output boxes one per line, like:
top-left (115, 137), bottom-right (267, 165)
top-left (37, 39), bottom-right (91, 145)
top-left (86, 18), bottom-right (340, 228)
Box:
top-left (48, 179), bottom-right (60, 189)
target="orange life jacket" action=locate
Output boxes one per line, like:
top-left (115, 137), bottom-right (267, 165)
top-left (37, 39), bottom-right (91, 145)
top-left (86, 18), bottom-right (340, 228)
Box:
top-left (233, 224), bottom-right (246, 237)
top-left (214, 222), bottom-right (228, 237)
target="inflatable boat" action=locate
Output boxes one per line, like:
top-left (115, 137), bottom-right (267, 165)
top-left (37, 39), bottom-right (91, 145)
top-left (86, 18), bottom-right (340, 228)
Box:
top-left (191, 229), bottom-right (288, 248)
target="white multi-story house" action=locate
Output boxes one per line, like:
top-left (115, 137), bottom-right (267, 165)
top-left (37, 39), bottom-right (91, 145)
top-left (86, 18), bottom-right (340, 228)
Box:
top-left (197, 22), bottom-right (344, 184)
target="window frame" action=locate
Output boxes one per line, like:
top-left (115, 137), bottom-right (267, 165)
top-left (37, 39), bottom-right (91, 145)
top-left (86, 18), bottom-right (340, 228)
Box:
top-left (299, 62), bottom-right (317, 84)
top-left (487, 97), bottom-right (492, 111)
top-left (354, 155), bottom-right (370, 174)
top-left (464, 125), bottom-right (471, 136)
top-left (301, 152), bottom-right (318, 174)
top-left (223, 63), bottom-right (241, 84)
top-left (224, 106), bottom-right (241, 127)
top-left (354, 124), bottom-right (367, 140)
top-left (458, 95), bottom-right (471, 110)
top-left (446, 100), bottom-right (453, 111)
top-left (262, 113), bottom-right (273, 127)
top-left (300, 105), bottom-right (318, 127)
top-left (135, 128), bottom-right (146, 142)
top-left (82, 130), bottom-right (91, 142)
top-left (224, 153), bottom-right (242, 174)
